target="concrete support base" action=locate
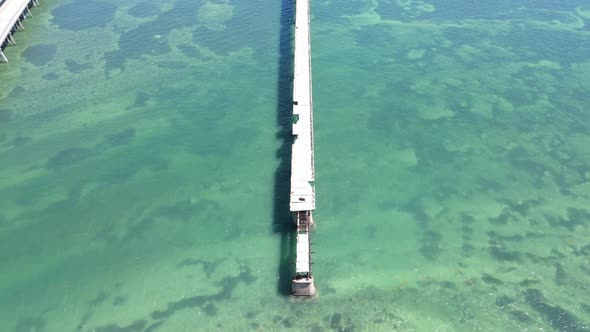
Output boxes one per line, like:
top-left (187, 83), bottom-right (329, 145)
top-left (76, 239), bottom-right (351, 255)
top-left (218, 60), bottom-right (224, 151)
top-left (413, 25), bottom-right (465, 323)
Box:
top-left (291, 277), bottom-right (316, 297)
top-left (0, 50), bottom-right (8, 63)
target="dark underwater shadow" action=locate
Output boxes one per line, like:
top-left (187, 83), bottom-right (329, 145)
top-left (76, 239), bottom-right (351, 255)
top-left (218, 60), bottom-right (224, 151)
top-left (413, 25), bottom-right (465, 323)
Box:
top-left (273, 0), bottom-right (296, 296)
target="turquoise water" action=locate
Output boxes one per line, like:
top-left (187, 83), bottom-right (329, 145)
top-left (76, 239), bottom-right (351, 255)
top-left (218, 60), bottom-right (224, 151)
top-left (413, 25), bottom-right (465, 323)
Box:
top-left (1, 0), bottom-right (590, 330)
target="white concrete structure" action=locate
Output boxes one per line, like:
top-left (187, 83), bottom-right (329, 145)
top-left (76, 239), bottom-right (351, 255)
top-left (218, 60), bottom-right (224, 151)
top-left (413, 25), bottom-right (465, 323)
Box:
top-left (291, 211), bottom-right (315, 297)
top-left (295, 232), bottom-right (310, 273)
top-left (290, 0), bottom-right (315, 213)
top-left (0, 0), bottom-right (39, 63)
top-left (290, 0), bottom-right (316, 297)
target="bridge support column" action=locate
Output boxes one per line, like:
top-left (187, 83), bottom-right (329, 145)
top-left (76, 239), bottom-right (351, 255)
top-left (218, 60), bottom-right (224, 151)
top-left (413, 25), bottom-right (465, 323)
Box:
top-left (33, 0), bottom-right (40, 6)
top-left (16, 20), bottom-right (25, 31)
top-left (0, 50), bottom-right (8, 63)
top-left (25, 8), bottom-right (33, 18)
top-left (7, 34), bottom-right (16, 46)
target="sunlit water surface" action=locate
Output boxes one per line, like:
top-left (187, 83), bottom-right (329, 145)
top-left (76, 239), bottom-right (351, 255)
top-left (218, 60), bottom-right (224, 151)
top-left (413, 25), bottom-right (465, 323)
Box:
top-left (1, 0), bottom-right (590, 331)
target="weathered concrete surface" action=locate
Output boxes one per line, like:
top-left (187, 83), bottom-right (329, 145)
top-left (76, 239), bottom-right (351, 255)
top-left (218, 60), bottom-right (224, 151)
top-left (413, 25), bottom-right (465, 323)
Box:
top-left (290, 0), bottom-right (315, 213)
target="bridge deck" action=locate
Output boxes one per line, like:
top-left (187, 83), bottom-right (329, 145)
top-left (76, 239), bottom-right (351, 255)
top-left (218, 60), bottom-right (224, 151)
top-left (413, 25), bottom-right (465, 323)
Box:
top-left (290, 0), bottom-right (316, 296)
top-left (290, 0), bottom-right (315, 212)
top-left (295, 232), bottom-right (310, 273)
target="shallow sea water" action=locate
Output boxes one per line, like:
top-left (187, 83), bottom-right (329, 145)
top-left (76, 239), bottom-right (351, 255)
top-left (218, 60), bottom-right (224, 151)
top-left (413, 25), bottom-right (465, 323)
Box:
top-left (1, 0), bottom-right (590, 331)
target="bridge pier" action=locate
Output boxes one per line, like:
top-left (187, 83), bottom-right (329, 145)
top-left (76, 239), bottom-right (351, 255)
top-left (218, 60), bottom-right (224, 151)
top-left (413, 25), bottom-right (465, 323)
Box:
top-left (292, 275), bottom-right (316, 296)
top-left (0, 50), bottom-right (7, 63)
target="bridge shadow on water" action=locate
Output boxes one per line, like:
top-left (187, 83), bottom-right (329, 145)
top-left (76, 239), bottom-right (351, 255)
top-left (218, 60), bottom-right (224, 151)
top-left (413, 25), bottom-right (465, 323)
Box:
top-left (273, 0), bottom-right (296, 296)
